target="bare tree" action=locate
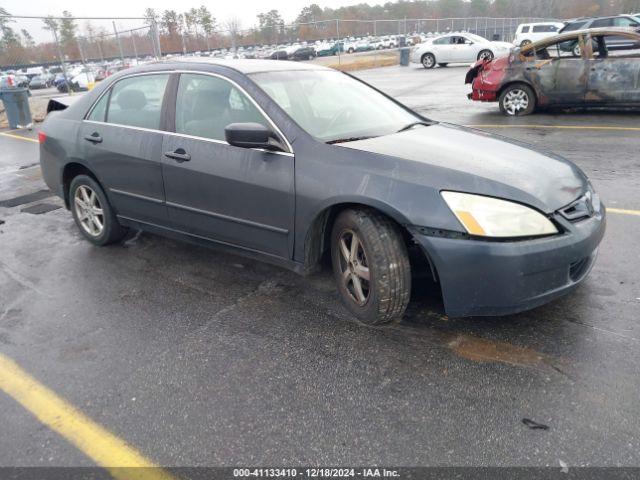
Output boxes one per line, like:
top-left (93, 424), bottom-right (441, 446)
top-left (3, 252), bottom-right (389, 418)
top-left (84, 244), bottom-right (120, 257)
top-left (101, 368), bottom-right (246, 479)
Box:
top-left (226, 17), bottom-right (242, 53)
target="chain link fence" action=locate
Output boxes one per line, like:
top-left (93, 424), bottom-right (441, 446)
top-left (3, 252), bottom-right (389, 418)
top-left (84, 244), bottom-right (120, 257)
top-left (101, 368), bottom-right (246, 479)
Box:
top-left (0, 13), bottom-right (555, 97)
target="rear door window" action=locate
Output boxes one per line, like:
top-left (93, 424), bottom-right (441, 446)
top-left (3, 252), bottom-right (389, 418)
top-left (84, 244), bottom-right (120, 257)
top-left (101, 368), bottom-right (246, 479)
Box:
top-left (562, 21), bottom-right (587, 32)
top-left (87, 91), bottom-right (109, 122)
top-left (591, 18), bottom-right (614, 28)
top-left (533, 25), bottom-right (558, 33)
top-left (432, 36), bottom-right (451, 45)
top-left (613, 17), bottom-right (639, 27)
top-left (106, 74), bottom-right (169, 130)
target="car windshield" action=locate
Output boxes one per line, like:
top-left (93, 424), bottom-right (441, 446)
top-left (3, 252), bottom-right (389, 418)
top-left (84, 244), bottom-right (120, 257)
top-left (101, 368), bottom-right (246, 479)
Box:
top-left (250, 70), bottom-right (425, 143)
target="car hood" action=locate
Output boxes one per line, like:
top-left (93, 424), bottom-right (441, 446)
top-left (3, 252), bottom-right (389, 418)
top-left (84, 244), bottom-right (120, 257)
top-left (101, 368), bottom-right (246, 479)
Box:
top-left (339, 123), bottom-right (587, 213)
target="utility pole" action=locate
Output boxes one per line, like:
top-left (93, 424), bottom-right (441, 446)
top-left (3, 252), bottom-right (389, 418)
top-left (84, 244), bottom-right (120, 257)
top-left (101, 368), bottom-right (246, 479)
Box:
top-left (336, 19), bottom-right (340, 65)
top-left (131, 34), bottom-right (139, 64)
top-left (51, 27), bottom-right (71, 96)
top-left (151, 18), bottom-right (162, 59)
top-left (76, 37), bottom-right (87, 67)
top-left (113, 21), bottom-right (125, 63)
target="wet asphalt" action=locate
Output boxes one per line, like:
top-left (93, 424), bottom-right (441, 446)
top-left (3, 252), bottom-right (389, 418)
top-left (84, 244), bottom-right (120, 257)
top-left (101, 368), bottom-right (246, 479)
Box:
top-left (0, 64), bottom-right (639, 468)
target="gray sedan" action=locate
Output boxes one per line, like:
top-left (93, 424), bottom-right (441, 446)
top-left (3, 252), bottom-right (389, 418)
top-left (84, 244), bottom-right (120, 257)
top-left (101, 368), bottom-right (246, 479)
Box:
top-left (39, 59), bottom-right (605, 324)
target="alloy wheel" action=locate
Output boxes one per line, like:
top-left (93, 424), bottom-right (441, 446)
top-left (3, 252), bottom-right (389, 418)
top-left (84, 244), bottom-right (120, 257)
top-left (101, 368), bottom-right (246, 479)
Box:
top-left (338, 229), bottom-right (371, 306)
top-left (74, 185), bottom-right (104, 237)
top-left (479, 50), bottom-right (494, 61)
top-left (422, 55), bottom-right (434, 68)
top-left (503, 89), bottom-right (530, 116)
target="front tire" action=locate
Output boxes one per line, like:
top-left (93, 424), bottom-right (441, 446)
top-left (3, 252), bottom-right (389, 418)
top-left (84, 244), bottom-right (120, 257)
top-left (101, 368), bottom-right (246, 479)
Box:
top-left (421, 53), bottom-right (436, 69)
top-left (520, 39), bottom-right (532, 47)
top-left (331, 209), bottom-right (411, 325)
top-left (70, 175), bottom-right (127, 246)
top-left (499, 83), bottom-right (536, 116)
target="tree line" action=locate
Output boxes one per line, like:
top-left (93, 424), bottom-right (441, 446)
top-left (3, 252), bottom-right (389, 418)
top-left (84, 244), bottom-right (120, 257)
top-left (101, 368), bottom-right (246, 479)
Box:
top-left (1, 0), bottom-right (640, 66)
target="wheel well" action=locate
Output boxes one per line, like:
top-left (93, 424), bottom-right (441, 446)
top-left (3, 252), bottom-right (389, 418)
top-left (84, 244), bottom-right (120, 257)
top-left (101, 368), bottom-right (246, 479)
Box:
top-left (421, 52), bottom-right (434, 61)
top-left (498, 81), bottom-right (537, 103)
top-left (61, 163), bottom-right (100, 209)
top-left (303, 203), bottom-right (437, 281)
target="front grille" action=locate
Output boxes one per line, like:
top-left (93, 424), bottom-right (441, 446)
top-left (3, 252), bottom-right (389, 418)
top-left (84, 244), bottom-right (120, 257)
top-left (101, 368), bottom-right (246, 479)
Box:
top-left (559, 191), bottom-right (598, 222)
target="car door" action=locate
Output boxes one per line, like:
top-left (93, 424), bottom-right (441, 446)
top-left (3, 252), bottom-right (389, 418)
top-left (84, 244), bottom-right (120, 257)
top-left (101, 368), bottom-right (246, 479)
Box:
top-left (457, 35), bottom-right (480, 63)
top-left (431, 36), bottom-right (453, 62)
top-left (530, 36), bottom-right (588, 105)
top-left (81, 72), bottom-right (171, 224)
top-left (587, 34), bottom-right (640, 104)
top-left (447, 36), bottom-right (468, 62)
top-left (161, 72), bottom-right (295, 258)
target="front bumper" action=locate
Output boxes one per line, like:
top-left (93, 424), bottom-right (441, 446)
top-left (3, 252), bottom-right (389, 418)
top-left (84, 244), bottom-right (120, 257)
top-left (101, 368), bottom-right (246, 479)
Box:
top-left (410, 208), bottom-right (606, 317)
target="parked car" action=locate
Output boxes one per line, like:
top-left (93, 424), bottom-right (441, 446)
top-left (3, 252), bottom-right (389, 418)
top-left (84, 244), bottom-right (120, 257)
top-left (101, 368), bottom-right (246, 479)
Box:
top-left (270, 49), bottom-right (288, 60)
top-left (411, 33), bottom-right (512, 68)
top-left (344, 40), bottom-right (358, 53)
top-left (513, 22), bottom-right (565, 47)
top-left (466, 29), bottom-right (640, 115)
top-left (29, 74), bottom-right (52, 89)
top-left (290, 46), bottom-right (317, 61)
top-left (354, 40), bottom-right (374, 52)
top-left (39, 59), bottom-right (605, 324)
top-left (13, 74), bottom-right (30, 88)
top-left (316, 41), bottom-right (343, 56)
top-left (381, 36), bottom-right (397, 49)
top-left (558, 14), bottom-right (640, 55)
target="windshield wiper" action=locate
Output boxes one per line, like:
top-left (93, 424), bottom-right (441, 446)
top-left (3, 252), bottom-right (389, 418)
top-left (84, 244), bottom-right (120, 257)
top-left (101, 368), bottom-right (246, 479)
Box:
top-left (326, 136), bottom-right (377, 145)
top-left (396, 121), bottom-right (432, 133)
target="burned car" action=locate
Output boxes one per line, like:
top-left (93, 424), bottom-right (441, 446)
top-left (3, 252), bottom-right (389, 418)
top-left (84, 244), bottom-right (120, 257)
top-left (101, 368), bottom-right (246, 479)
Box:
top-left (40, 59), bottom-right (605, 324)
top-left (466, 29), bottom-right (640, 115)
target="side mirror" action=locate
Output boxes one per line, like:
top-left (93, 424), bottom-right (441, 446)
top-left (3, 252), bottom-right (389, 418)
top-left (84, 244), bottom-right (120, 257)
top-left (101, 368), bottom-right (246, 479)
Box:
top-left (225, 122), bottom-right (285, 152)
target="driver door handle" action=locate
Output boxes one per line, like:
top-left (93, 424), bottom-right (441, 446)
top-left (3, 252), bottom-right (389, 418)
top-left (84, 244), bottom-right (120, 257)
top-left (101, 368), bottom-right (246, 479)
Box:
top-left (84, 133), bottom-right (102, 143)
top-left (164, 149), bottom-right (191, 162)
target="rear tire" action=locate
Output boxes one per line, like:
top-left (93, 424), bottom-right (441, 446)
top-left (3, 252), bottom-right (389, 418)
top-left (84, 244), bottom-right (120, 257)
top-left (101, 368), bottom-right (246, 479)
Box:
top-left (478, 49), bottom-right (494, 62)
top-left (69, 175), bottom-right (127, 246)
top-left (520, 40), bottom-right (532, 47)
top-left (331, 209), bottom-right (411, 325)
top-left (572, 43), bottom-right (581, 57)
top-left (499, 83), bottom-right (536, 116)
top-left (421, 53), bottom-right (436, 69)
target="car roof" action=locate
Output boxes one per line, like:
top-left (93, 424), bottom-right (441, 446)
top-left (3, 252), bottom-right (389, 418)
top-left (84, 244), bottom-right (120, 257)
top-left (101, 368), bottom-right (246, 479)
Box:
top-left (568, 14), bottom-right (636, 22)
top-left (167, 57), bottom-right (332, 74)
top-left (521, 27), bottom-right (640, 52)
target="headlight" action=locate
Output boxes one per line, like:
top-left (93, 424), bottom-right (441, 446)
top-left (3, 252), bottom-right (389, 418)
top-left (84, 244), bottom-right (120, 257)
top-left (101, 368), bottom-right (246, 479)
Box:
top-left (441, 191), bottom-right (558, 238)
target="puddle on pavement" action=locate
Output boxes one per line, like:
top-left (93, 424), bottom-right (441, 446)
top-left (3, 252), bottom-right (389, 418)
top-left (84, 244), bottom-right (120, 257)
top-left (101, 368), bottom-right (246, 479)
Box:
top-left (447, 333), bottom-right (546, 367)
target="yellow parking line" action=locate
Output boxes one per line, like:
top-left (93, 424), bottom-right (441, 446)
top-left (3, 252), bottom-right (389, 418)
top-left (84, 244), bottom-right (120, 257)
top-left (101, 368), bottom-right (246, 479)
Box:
top-left (466, 124), bottom-right (640, 132)
top-left (0, 131), bottom-right (39, 143)
top-left (608, 208), bottom-right (640, 217)
top-left (0, 353), bottom-right (175, 480)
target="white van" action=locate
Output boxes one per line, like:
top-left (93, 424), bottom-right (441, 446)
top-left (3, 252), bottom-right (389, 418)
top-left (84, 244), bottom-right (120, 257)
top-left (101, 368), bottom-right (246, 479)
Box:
top-left (513, 22), bottom-right (565, 47)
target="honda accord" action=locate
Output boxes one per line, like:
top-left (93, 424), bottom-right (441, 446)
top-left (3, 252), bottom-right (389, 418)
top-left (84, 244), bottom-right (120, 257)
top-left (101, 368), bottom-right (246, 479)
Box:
top-left (39, 59), bottom-right (606, 324)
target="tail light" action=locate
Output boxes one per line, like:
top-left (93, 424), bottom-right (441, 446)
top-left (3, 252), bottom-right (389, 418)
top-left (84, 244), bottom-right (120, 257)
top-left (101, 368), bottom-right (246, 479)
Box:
top-left (38, 131), bottom-right (46, 144)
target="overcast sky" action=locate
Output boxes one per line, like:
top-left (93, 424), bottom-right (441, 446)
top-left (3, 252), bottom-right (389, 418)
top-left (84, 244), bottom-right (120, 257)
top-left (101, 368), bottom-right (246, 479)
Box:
top-left (2, 0), bottom-right (363, 26)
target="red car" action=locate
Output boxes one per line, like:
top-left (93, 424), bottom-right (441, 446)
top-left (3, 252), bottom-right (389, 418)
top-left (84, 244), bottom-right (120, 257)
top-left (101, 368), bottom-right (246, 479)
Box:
top-left (466, 28), bottom-right (640, 115)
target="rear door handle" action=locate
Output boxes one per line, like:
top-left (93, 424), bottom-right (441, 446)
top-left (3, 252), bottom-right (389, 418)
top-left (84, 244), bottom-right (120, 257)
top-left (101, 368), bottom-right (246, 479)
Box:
top-left (84, 133), bottom-right (102, 143)
top-left (164, 149), bottom-right (191, 162)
